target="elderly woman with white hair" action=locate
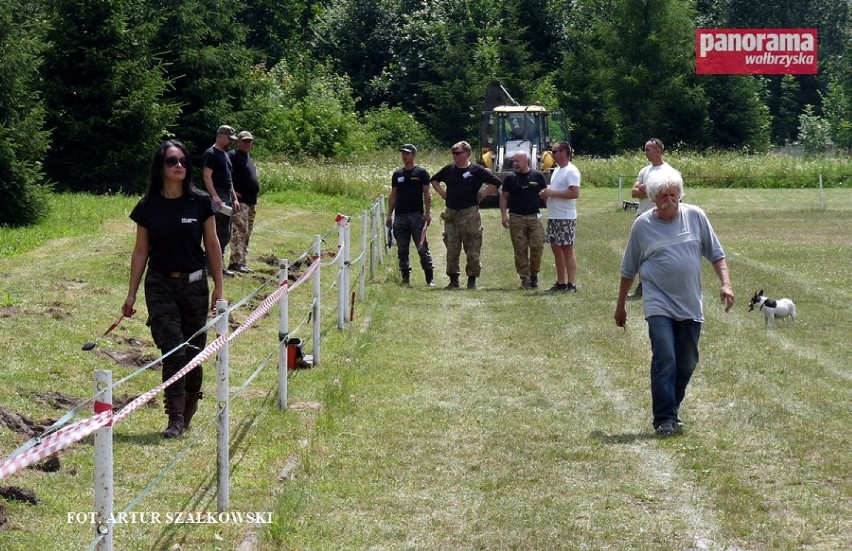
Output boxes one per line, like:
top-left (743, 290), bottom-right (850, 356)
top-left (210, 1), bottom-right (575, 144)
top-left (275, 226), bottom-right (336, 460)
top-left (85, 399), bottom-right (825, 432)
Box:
top-left (614, 170), bottom-right (734, 436)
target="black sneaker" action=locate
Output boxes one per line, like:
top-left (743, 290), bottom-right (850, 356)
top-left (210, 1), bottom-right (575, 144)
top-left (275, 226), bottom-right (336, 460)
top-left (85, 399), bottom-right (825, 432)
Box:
top-left (237, 264), bottom-right (253, 274)
top-left (222, 269), bottom-right (236, 278)
top-left (565, 283), bottom-right (578, 292)
top-left (548, 283), bottom-right (567, 292)
top-left (655, 422), bottom-right (677, 436)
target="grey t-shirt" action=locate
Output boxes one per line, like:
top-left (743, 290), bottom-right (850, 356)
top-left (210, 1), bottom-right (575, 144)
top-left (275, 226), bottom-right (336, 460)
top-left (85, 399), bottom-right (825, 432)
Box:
top-left (620, 203), bottom-right (725, 322)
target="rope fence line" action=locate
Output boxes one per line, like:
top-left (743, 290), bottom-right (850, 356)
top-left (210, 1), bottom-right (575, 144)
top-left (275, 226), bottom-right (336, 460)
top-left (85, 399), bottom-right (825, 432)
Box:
top-left (0, 197), bottom-right (393, 550)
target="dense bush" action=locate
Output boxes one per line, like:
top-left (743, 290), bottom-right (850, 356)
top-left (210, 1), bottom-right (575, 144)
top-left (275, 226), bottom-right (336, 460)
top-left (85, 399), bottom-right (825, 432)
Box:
top-left (361, 106), bottom-right (434, 151)
top-left (252, 60), bottom-right (374, 159)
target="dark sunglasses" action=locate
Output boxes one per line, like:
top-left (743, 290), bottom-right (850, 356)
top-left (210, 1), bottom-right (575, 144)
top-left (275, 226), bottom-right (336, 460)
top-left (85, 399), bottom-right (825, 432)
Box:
top-left (165, 156), bottom-right (187, 167)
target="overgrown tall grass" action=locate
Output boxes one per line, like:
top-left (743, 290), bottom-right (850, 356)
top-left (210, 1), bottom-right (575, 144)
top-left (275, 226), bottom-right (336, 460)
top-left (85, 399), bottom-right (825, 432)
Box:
top-left (576, 149), bottom-right (851, 188)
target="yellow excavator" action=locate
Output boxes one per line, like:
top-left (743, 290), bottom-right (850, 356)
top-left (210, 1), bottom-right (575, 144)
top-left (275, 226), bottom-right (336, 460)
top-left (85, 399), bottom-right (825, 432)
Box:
top-left (478, 81), bottom-right (571, 206)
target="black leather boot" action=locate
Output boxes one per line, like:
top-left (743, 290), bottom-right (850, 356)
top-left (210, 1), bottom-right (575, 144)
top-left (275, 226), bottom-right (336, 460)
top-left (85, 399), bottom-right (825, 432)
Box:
top-left (162, 394), bottom-right (186, 438)
top-left (446, 274), bottom-right (460, 289)
top-left (467, 276), bottom-right (477, 290)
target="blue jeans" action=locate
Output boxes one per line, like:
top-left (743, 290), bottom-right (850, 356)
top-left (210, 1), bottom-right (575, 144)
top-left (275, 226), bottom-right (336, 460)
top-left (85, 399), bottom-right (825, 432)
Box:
top-left (646, 316), bottom-right (702, 428)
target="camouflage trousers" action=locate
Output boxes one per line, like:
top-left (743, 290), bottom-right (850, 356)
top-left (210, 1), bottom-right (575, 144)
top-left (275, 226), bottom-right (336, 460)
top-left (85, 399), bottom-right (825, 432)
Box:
top-left (229, 203), bottom-right (256, 266)
top-left (441, 206), bottom-right (482, 277)
top-left (508, 214), bottom-right (545, 279)
top-left (144, 269), bottom-right (208, 397)
top-left (393, 211), bottom-right (433, 274)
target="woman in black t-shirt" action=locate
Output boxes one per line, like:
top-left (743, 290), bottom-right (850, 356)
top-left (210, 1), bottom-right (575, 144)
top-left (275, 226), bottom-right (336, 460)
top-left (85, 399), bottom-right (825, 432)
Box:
top-left (123, 140), bottom-right (224, 438)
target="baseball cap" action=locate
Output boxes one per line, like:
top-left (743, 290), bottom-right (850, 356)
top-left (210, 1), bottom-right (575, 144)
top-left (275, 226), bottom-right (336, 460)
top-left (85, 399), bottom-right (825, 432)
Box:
top-left (237, 131), bottom-right (254, 141)
top-left (399, 144), bottom-right (417, 154)
top-left (217, 125), bottom-right (237, 137)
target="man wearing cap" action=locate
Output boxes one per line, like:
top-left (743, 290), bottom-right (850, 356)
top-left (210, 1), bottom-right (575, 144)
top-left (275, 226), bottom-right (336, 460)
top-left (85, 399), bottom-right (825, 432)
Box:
top-left (228, 131), bottom-right (260, 274)
top-left (386, 144), bottom-right (434, 286)
top-left (202, 125), bottom-right (240, 278)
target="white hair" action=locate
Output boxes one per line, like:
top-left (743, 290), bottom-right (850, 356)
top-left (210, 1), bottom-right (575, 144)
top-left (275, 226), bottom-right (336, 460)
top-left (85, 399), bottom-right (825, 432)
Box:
top-left (646, 169), bottom-right (684, 202)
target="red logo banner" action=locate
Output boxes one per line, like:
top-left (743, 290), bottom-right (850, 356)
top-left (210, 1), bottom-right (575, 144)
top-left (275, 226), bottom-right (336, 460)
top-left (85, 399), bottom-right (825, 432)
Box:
top-left (695, 29), bottom-right (818, 75)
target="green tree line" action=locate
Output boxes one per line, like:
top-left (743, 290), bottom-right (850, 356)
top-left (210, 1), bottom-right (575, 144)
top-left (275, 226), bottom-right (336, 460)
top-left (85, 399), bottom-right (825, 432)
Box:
top-left (1, 0), bottom-right (849, 226)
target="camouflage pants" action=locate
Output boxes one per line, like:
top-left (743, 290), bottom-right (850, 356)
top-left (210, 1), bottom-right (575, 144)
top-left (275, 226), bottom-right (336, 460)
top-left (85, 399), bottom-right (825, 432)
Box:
top-left (229, 203), bottom-right (256, 266)
top-left (508, 214), bottom-right (545, 279)
top-left (393, 211), bottom-right (433, 274)
top-left (144, 269), bottom-right (207, 397)
top-left (441, 206), bottom-right (482, 277)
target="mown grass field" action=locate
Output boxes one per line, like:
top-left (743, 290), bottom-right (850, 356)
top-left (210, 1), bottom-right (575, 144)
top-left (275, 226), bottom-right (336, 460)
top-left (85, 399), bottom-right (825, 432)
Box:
top-left (0, 180), bottom-right (850, 550)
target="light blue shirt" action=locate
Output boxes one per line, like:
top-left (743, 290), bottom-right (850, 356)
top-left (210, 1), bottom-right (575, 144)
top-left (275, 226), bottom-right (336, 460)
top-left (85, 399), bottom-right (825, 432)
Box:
top-left (620, 203), bottom-right (725, 322)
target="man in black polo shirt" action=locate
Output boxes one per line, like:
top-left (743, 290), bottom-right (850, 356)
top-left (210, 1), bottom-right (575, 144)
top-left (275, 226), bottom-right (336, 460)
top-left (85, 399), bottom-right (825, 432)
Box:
top-left (430, 141), bottom-right (501, 289)
top-left (500, 150), bottom-right (546, 289)
top-left (386, 144), bottom-right (434, 286)
top-left (228, 130), bottom-right (260, 274)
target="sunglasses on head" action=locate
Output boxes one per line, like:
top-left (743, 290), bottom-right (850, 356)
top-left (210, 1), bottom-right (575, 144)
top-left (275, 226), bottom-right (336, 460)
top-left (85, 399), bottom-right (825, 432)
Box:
top-left (165, 156), bottom-right (187, 167)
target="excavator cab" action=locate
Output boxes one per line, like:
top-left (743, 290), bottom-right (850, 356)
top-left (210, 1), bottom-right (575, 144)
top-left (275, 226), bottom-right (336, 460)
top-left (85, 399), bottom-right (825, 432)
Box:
top-left (478, 82), bottom-right (571, 192)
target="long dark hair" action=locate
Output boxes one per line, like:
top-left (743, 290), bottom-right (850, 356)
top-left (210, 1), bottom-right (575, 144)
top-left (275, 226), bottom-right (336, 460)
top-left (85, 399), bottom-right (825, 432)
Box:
top-left (147, 139), bottom-right (205, 198)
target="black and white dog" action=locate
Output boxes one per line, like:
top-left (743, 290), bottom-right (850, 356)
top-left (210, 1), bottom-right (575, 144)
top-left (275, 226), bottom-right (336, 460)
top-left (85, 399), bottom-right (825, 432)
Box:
top-left (748, 290), bottom-right (797, 327)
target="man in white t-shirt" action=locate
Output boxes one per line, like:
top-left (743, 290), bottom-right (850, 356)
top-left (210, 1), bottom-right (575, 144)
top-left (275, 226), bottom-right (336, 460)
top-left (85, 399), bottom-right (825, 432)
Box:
top-left (540, 141), bottom-right (581, 292)
top-left (629, 138), bottom-right (676, 298)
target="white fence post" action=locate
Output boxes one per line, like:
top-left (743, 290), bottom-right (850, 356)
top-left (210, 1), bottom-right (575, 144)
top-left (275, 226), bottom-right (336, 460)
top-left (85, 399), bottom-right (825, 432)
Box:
top-left (377, 198), bottom-right (385, 264)
top-left (216, 298), bottom-right (230, 512)
top-left (819, 173), bottom-right (824, 210)
top-left (93, 370), bottom-right (113, 551)
top-left (359, 210), bottom-right (367, 300)
top-left (337, 218), bottom-right (346, 331)
top-left (278, 260), bottom-right (289, 410)
top-left (344, 220), bottom-right (352, 321)
top-left (617, 175), bottom-right (623, 208)
top-left (369, 205), bottom-right (376, 280)
top-left (312, 236), bottom-right (322, 367)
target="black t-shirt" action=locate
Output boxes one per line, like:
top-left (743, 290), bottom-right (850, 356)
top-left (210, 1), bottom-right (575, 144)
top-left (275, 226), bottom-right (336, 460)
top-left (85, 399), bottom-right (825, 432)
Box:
top-left (391, 165), bottom-right (430, 214)
top-left (202, 146), bottom-right (233, 197)
top-left (229, 150), bottom-right (260, 205)
top-left (431, 163), bottom-right (501, 210)
top-left (130, 192), bottom-right (215, 273)
top-left (502, 169), bottom-right (546, 215)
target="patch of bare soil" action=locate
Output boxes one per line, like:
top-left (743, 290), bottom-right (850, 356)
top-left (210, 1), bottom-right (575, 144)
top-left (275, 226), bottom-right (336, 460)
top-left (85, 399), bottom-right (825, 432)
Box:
top-left (0, 407), bottom-right (45, 438)
top-left (0, 486), bottom-right (39, 505)
top-left (43, 303), bottom-right (72, 320)
top-left (112, 334), bottom-right (151, 348)
top-left (98, 349), bottom-right (159, 369)
top-left (0, 306), bottom-right (21, 319)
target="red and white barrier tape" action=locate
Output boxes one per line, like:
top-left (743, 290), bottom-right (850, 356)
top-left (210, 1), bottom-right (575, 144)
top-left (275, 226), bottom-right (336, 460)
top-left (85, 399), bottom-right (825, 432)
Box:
top-left (0, 410), bottom-right (112, 479)
top-left (0, 254), bottom-right (322, 479)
